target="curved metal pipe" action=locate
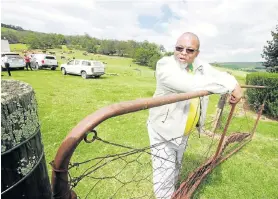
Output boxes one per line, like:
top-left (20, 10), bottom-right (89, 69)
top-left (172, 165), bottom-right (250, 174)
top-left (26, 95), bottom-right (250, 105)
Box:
top-left (51, 85), bottom-right (265, 199)
top-left (51, 90), bottom-right (211, 199)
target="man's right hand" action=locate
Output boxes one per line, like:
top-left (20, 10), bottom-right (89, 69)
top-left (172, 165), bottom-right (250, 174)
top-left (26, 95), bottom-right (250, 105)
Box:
top-left (230, 84), bottom-right (242, 104)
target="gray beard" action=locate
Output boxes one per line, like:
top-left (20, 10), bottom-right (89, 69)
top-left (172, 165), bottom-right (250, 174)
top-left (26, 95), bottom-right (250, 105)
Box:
top-left (174, 55), bottom-right (188, 68)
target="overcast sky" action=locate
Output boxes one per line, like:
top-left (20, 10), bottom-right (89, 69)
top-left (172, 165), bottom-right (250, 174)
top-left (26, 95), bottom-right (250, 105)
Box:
top-left (1, 0), bottom-right (278, 62)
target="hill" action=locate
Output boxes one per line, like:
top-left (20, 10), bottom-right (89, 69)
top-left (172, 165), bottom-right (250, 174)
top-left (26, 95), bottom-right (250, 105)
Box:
top-left (1, 24), bottom-right (164, 69)
top-left (211, 62), bottom-right (266, 72)
top-left (1, 23), bottom-right (266, 72)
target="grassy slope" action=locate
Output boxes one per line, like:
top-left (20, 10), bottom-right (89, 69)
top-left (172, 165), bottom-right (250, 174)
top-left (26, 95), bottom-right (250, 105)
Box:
top-left (2, 49), bottom-right (277, 198)
top-left (10, 43), bottom-right (28, 51)
top-left (213, 62), bottom-right (265, 72)
top-left (1, 27), bottom-right (18, 32)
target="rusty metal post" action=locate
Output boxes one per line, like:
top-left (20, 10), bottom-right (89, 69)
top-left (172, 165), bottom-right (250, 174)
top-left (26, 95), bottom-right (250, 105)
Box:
top-left (173, 85), bottom-right (268, 198)
top-left (212, 94), bottom-right (228, 132)
top-left (250, 103), bottom-right (265, 139)
top-left (213, 104), bottom-right (236, 161)
top-left (240, 85), bottom-right (268, 89)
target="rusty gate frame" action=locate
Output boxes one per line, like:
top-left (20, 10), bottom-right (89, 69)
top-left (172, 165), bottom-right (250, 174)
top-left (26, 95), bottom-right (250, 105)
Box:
top-left (51, 85), bottom-right (266, 199)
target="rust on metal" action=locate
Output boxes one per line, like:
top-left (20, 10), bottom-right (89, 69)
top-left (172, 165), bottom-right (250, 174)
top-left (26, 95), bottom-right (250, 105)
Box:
top-left (240, 85), bottom-right (269, 89)
top-left (84, 129), bottom-right (98, 143)
top-left (251, 103), bottom-right (265, 139)
top-left (51, 90), bottom-right (211, 199)
top-left (51, 85), bottom-right (266, 199)
top-left (213, 104), bottom-right (236, 161)
top-left (172, 132), bottom-right (252, 199)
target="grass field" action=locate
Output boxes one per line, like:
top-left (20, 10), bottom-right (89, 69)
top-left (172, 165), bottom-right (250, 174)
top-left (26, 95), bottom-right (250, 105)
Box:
top-left (2, 50), bottom-right (278, 198)
top-left (10, 43), bottom-right (29, 51)
top-left (213, 62), bottom-right (266, 72)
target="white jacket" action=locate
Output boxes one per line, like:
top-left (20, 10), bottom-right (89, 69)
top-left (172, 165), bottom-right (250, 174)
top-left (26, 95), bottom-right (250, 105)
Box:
top-left (147, 55), bottom-right (238, 140)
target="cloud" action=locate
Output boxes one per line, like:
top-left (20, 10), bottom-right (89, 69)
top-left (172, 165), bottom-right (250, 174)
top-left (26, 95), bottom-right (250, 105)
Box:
top-left (1, 0), bottom-right (278, 62)
top-left (230, 48), bottom-right (256, 55)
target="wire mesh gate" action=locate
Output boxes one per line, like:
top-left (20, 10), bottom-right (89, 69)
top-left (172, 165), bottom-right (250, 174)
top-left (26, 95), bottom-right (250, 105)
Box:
top-left (50, 85), bottom-right (267, 199)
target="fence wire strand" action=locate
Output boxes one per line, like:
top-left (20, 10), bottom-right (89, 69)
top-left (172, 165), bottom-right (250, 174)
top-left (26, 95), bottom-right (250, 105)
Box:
top-left (52, 95), bottom-right (264, 199)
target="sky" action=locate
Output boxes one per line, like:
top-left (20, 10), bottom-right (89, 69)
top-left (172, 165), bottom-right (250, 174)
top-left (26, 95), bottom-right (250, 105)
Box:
top-left (1, 0), bottom-right (278, 62)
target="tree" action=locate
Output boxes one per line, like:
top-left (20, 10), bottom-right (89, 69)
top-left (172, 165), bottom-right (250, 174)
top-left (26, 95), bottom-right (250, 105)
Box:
top-left (1, 23), bottom-right (163, 68)
top-left (98, 40), bottom-right (116, 55)
top-left (159, 45), bottom-right (166, 53)
top-left (115, 41), bottom-right (128, 56)
top-left (56, 34), bottom-right (66, 45)
top-left (164, 52), bottom-right (174, 56)
top-left (134, 48), bottom-right (151, 65)
top-left (261, 25), bottom-right (278, 73)
top-left (1, 23), bottom-right (24, 31)
top-left (1, 30), bottom-right (19, 43)
top-left (126, 40), bottom-right (138, 58)
top-left (86, 43), bottom-right (97, 53)
top-left (148, 52), bottom-right (162, 70)
top-left (133, 41), bottom-right (162, 69)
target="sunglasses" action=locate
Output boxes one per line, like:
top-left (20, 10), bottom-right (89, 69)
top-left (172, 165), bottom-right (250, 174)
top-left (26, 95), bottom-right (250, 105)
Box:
top-left (175, 46), bottom-right (198, 54)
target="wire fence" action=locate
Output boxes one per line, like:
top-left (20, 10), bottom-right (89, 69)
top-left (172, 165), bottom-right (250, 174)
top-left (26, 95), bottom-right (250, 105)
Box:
top-left (50, 87), bottom-right (266, 199)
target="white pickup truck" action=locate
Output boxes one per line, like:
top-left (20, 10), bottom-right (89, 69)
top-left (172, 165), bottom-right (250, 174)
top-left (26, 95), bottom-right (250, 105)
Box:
top-left (60, 59), bottom-right (105, 79)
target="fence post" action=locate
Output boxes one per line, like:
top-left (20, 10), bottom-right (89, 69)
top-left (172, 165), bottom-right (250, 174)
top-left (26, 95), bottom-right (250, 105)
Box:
top-left (212, 93), bottom-right (228, 131)
top-left (1, 80), bottom-right (52, 199)
top-left (213, 104), bottom-right (236, 161)
top-left (250, 102), bottom-right (265, 139)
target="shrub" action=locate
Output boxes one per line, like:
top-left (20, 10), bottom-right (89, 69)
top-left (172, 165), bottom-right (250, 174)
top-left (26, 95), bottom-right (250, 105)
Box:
top-left (246, 72), bottom-right (278, 118)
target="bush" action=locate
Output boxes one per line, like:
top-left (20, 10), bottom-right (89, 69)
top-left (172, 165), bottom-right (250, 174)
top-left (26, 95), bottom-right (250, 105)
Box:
top-left (246, 72), bottom-right (278, 118)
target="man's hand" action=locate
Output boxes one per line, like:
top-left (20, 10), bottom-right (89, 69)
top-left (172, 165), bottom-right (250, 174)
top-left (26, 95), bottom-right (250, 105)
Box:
top-left (230, 84), bottom-right (242, 104)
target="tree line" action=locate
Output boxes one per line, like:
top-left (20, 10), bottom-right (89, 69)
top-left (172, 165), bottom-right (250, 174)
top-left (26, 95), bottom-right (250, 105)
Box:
top-left (3, 22), bottom-right (276, 72)
top-left (1, 23), bottom-right (174, 69)
top-left (1, 23), bottom-right (24, 31)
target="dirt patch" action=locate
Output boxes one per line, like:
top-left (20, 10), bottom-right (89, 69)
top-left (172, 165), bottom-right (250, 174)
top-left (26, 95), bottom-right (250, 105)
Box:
top-left (241, 97), bottom-right (277, 122)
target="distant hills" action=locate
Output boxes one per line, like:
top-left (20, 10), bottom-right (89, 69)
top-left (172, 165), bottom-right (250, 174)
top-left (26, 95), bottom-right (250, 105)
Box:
top-left (211, 62), bottom-right (265, 72)
top-left (1, 23), bottom-right (266, 72)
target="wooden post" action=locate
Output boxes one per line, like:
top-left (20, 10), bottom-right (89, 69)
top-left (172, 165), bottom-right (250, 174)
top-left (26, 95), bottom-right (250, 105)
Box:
top-left (1, 80), bottom-right (52, 199)
top-left (212, 94), bottom-right (228, 131)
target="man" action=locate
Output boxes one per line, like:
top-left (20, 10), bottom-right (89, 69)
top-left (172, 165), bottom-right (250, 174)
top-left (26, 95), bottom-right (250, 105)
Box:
top-left (147, 32), bottom-right (242, 198)
top-left (1, 55), bottom-right (11, 76)
top-left (24, 54), bottom-right (32, 70)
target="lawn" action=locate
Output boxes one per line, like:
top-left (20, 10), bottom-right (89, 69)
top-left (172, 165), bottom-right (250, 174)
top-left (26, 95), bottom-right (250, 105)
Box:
top-left (1, 51), bottom-right (277, 199)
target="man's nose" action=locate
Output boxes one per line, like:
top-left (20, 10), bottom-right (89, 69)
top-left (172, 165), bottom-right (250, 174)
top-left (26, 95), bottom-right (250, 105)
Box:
top-left (181, 49), bottom-right (187, 55)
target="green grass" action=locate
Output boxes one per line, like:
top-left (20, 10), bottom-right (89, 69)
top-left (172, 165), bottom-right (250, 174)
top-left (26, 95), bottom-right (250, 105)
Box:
top-left (193, 121), bottom-right (278, 199)
top-left (2, 50), bottom-right (277, 199)
top-left (10, 43), bottom-right (29, 51)
top-left (213, 62), bottom-right (266, 72)
top-left (1, 27), bottom-right (18, 33)
top-left (216, 67), bottom-right (249, 85)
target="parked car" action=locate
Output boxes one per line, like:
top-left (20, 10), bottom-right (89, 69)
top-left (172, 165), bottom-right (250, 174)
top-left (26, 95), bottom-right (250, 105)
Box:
top-left (29, 54), bottom-right (58, 70)
top-left (1, 52), bottom-right (25, 70)
top-left (60, 59), bottom-right (105, 79)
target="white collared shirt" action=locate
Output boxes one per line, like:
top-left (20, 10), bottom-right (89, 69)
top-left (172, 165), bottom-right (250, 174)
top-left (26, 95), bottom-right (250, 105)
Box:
top-left (148, 55), bottom-right (238, 140)
top-left (155, 55), bottom-right (237, 94)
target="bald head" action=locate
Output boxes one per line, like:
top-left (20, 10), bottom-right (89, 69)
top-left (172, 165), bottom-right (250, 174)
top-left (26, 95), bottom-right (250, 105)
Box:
top-left (174, 32), bottom-right (200, 64)
top-left (176, 32), bottom-right (200, 50)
